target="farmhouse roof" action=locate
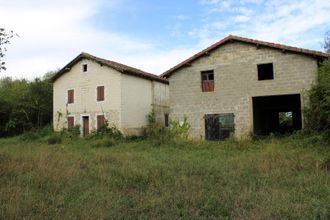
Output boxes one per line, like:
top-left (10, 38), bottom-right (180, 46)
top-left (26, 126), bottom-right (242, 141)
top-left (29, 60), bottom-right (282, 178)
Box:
top-left (161, 35), bottom-right (328, 78)
top-left (52, 52), bottom-right (168, 84)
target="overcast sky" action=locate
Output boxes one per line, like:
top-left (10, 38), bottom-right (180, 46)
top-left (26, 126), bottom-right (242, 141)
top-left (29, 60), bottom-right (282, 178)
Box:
top-left (1, 0), bottom-right (330, 79)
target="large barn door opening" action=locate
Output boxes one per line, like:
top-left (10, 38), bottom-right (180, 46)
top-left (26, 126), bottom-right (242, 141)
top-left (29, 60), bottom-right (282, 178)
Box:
top-left (205, 114), bottom-right (235, 141)
top-left (253, 94), bottom-right (302, 136)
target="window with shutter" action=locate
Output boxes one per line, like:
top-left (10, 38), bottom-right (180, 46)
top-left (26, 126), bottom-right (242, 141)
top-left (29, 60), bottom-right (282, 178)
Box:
top-left (201, 70), bottom-right (214, 92)
top-left (97, 115), bottom-right (106, 130)
top-left (67, 116), bottom-right (74, 129)
top-left (68, 89), bottom-right (74, 104)
top-left (97, 86), bottom-right (104, 101)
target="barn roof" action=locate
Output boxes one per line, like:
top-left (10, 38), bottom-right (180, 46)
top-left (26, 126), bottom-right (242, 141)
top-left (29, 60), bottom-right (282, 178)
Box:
top-left (161, 35), bottom-right (328, 78)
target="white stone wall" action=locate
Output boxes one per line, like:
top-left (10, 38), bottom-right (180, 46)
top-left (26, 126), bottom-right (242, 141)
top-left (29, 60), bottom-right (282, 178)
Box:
top-left (53, 58), bottom-right (170, 136)
top-left (168, 41), bottom-right (318, 139)
top-left (53, 58), bottom-right (122, 133)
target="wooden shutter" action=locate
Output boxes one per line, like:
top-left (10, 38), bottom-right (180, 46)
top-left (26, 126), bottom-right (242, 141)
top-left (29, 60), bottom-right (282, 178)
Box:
top-left (97, 115), bottom-right (105, 130)
top-left (67, 116), bottom-right (74, 129)
top-left (97, 86), bottom-right (104, 101)
top-left (202, 80), bottom-right (214, 92)
top-left (68, 90), bottom-right (74, 103)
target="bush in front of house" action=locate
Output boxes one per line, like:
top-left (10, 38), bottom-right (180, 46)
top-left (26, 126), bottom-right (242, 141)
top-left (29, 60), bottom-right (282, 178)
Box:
top-left (47, 134), bottom-right (62, 145)
top-left (304, 57), bottom-right (330, 141)
top-left (145, 109), bottom-right (191, 146)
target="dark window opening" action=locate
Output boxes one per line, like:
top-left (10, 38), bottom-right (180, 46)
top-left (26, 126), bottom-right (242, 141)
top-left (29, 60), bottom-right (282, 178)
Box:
top-left (205, 113), bottom-right (234, 140)
top-left (253, 94), bottom-right (301, 136)
top-left (201, 70), bottom-right (214, 92)
top-left (97, 86), bottom-right (104, 101)
top-left (67, 89), bottom-right (74, 104)
top-left (164, 113), bottom-right (169, 127)
top-left (257, 63), bottom-right (274, 80)
top-left (83, 64), bottom-right (88, 72)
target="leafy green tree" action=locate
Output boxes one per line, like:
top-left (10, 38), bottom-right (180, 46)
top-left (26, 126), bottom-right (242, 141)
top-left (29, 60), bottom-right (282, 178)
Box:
top-left (0, 28), bottom-right (16, 71)
top-left (0, 70), bottom-right (56, 136)
top-left (304, 57), bottom-right (330, 136)
top-left (325, 31), bottom-right (330, 53)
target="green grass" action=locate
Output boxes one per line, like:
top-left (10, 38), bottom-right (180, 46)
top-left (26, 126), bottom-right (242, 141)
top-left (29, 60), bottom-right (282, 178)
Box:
top-left (0, 135), bottom-right (329, 219)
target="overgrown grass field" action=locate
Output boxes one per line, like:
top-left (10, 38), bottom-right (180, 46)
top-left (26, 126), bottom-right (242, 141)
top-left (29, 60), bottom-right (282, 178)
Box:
top-left (0, 135), bottom-right (329, 219)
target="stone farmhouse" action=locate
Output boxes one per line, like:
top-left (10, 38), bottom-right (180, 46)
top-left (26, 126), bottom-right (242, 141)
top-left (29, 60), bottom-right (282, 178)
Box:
top-left (52, 52), bottom-right (169, 136)
top-left (161, 35), bottom-right (328, 140)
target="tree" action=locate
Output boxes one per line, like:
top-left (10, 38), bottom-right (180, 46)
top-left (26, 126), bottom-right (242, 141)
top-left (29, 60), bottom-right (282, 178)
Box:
top-left (324, 31), bottom-right (330, 53)
top-left (304, 57), bottom-right (330, 137)
top-left (0, 28), bottom-right (16, 71)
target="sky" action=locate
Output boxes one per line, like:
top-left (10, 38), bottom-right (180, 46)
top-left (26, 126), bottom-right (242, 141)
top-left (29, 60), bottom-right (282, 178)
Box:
top-left (1, 0), bottom-right (330, 79)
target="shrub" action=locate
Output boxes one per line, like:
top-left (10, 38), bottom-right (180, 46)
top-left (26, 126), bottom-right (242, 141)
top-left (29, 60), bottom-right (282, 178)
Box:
top-left (92, 138), bottom-right (115, 148)
top-left (145, 109), bottom-right (191, 146)
top-left (304, 57), bottom-right (330, 140)
top-left (47, 135), bottom-right (62, 145)
top-left (19, 125), bottom-right (53, 141)
top-left (88, 123), bottom-right (123, 140)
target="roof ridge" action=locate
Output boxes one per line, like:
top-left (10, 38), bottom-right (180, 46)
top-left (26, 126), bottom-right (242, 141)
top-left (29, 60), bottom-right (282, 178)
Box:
top-left (52, 52), bottom-right (168, 84)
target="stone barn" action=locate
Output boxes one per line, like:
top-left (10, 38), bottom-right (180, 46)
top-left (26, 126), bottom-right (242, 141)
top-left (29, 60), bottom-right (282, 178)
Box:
top-left (161, 35), bottom-right (328, 140)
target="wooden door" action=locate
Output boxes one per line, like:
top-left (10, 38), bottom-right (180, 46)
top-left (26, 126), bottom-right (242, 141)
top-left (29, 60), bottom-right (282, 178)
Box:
top-left (83, 116), bottom-right (89, 137)
top-left (205, 114), bottom-right (220, 140)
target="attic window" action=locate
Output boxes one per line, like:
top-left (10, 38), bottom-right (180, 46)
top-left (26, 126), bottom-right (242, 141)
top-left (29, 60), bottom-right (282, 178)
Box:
top-left (258, 63), bottom-right (274, 80)
top-left (82, 64), bottom-right (88, 72)
top-left (201, 70), bottom-right (214, 92)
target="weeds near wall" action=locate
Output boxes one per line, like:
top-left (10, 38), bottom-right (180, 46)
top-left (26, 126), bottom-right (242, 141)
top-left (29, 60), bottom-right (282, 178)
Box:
top-left (145, 109), bottom-right (191, 146)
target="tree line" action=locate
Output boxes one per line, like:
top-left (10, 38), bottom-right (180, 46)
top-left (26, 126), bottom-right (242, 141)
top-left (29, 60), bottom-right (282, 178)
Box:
top-left (0, 72), bottom-right (55, 136)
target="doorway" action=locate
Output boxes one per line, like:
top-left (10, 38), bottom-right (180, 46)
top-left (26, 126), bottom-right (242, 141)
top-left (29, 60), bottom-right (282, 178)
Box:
top-left (82, 116), bottom-right (89, 137)
top-left (252, 94), bottom-right (302, 135)
top-left (205, 113), bottom-right (235, 140)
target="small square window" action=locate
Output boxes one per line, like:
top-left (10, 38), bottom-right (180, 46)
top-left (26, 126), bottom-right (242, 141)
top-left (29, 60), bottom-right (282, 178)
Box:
top-left (258, 63), bottom-right (274, 80)
top-left (82, 64), bottom-right (88, 72)
top-left (201, 70), bottom-right (214, 92)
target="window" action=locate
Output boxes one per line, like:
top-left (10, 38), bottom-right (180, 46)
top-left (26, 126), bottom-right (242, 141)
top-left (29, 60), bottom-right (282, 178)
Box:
top-left (67, 89), bottom-right (74, 104)
top-left (205, 113), bottom-right (234, 140)
top-left (82, 64), bottom-right (88, 72)
top-left (164, 113), bottom-right (169, 127)
top-left (97, 115), bottom-right (106, 130)
top-left (258, 63), bottom-right (274, 80)
top-left (97, 86), bottom-right (104, 101)
top-left (67, 116), bottom-right (74, 129)
top-left (201, 70), bottom-right (214, 92)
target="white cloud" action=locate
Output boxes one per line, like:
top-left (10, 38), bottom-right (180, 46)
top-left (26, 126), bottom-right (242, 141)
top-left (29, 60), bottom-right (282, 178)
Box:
top-left (0, 0), bottom-right (185, 79)
top-left (196, 0), bottom-right (330, 50)
top-left (1, 0), bottom-right (329, 80)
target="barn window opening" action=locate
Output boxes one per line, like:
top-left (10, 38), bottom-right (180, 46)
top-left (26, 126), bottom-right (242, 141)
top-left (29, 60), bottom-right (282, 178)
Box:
top-left (257, 63), bottom-right (274, 80)
top-left (205, 113), bottom-right (234, 140)
top-left (279, 111), bottom-right (293, 133)
top-left (97, 86), bottom-right (105, 101)
top-left (82, 64), bottom-right (88, 72)
top-left (67, 89), bottom-right (74, 104)
top-left (164, 113), bottom-right (169, 127)
top-left (201, 70), bottom-right (214, 92)
top-left (253, 94), bottom-right (301, 136)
